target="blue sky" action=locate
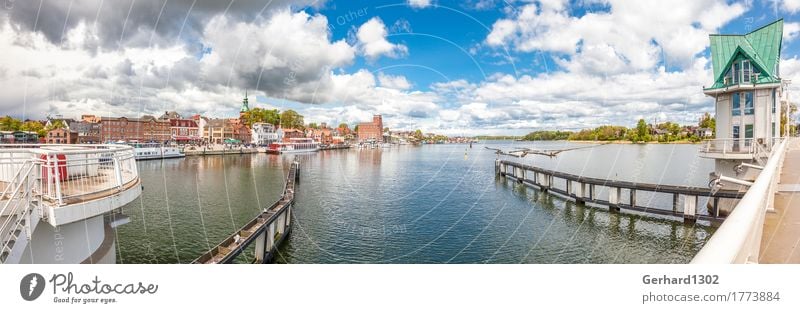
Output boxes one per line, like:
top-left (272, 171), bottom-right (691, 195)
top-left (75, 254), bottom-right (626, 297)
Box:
top-left (2, 0), bottom-right (800, 135)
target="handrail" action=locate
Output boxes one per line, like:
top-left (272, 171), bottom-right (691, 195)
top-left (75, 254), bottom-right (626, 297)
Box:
top-left (691, 137), bottom-right (788, 263)
top-left (1, 144), bottom-right (138, 205)
top-left (0, 144), bottom-right (132, 156)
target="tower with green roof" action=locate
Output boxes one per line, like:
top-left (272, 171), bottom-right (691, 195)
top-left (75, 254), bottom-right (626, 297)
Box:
top-left (701, 19), bottom-right (786, 215)
top-left (702, 19), bottom-right (784, 166)
top-left (241, 90), bottom-right (250, 113)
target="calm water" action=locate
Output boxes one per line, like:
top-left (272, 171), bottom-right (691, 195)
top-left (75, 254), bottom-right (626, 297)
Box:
top-left (115, 141), bottom-right (717, 264)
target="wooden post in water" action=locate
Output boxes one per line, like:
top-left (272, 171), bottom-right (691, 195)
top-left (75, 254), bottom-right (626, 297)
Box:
top-left (254, 232), bottom-right (267, 264)
top-left (683, 195), bottom-right (697, 224)
top-left (609, 187), bottom-right (621, 211)
top-left (495, 160), bottom-right (501, 176)
top-left (630, 189), bottom-right (637, 208)
top-left (575, 182), bottom-right (586, 205)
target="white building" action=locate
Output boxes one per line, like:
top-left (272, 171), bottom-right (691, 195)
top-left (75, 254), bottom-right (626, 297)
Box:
top-left (251, 122), bottom-right (279, 145)
top-left (701, 19), bottom-right (786, 178)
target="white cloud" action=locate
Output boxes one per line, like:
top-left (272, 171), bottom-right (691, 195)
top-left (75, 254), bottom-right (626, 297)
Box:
top-left (408, 0), bottom-right (432, 8)
top-left (377, 73), bottom-right (412, 90)
top-left (486, 0), bottom-right (746, 72)
top-left (785, 22), bottom-right (800, 42)
top-left (356, 17), bottom-right (409, 60)
top-left (782, 0), bottom-right (800, 13)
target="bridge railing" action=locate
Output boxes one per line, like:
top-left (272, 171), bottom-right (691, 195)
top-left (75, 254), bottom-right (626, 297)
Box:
top-left (0, 144), bottom-right (138, 206)
top-left (691, 137), bottom-right (788, 264)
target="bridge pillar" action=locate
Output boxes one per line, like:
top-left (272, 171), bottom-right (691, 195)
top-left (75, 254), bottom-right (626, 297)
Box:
top-left (630, 189), bottom-right (637, 208)
top-left (267, 223), bottom-right (276, 252)
top-left (683, 195), bottom-right (697, 224)
top-left (575, 182), bottom-right (586, 204)
top-left (495, 160), bottom-right (501, 175)
top-left (539, 173), bottom-right (550, 192)
top-left (254, 232), bottom-right (267, 264)
top-left (609, 187), bottom-right (621, 211)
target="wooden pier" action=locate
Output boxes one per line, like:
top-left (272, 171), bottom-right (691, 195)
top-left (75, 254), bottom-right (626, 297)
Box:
top-left (193, 158), bottom-right (299, 264)
top-left (496, 160), bottom-right (745, 223)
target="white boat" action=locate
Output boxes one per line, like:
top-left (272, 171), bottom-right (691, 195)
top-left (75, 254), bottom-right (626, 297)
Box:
top-left (266, 138), bottom-right (320, 154)
top-left (131, 143), bottom-right (185, 160)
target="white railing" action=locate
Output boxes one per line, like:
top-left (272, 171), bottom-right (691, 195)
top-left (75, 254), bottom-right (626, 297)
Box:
top-left (0, 144), bottom-right (138, 206)
top-left (692, 137), bottom-right (788, 263)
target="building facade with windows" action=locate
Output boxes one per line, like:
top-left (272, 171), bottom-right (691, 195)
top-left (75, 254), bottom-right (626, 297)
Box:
top-left (357, 114), bottom-right (383, 143)
top-left (251, 122), bottom-right (279, 145)
top-left (702, 19), bottom-right (785, 178)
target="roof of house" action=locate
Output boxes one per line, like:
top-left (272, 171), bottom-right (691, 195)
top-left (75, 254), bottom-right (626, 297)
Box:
top-left (708, 19), bottom-right (783, 89)
top-left (169, 119), bottom-right (198, 128)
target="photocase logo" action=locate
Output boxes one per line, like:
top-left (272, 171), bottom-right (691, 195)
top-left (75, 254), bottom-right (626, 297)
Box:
top-left (19, 273), bottom-right (46, 301)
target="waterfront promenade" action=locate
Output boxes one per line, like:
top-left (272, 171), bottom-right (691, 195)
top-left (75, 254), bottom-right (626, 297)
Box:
top-left (760, 138), bottom-right (800, 263)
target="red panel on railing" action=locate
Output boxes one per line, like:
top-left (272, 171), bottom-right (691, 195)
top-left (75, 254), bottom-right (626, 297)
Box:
top-left (40, 154), bottom-right (67, 182)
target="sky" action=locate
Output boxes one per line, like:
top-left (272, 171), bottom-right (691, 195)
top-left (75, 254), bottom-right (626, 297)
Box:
top-left (1, 0), bottom-right (800, 135)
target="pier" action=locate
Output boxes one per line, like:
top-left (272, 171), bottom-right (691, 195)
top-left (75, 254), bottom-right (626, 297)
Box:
top-left (193, 157), bottom-right (299, 264)
top-left (496, 160), bottom-right (745, 223)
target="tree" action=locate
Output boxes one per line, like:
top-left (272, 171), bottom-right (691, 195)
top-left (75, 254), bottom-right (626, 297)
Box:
top-left (308, 122), bottom-right (318, 129)
top-left (636, 118), bottom-right (649, 140)
top-left (21, 121), bottom-right (46, 137)
top-left (414, 129), bottom-right (423, 139)
top-left (781, 102), bottom-right (798, 136)
top-left (383, 127), bottom-right (389, 133)
top-left (0, 116), bottom-right (22, 131)
top-left (279, 110), bottom-right (304, 129)
top-left (241, 107), bottom-right (280, 127)
top-left (699, 112), bottom-right (715, 129)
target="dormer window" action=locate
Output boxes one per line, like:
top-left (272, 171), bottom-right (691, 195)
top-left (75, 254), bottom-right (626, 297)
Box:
top-left (742, 60), bottom-right (751, 83)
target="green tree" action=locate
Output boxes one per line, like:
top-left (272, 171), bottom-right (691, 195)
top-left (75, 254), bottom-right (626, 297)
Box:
top-left (699, 112), bottom-right (715, 129)
top-left (0, 116), bottom-right (22, 131)
top-left (781, 102), bottom-right (798, 136)
top-left (414, 129), bottom-right (423, 139)
top-left (636, 119), bottom-right (648, 141)
top-left (21, 120), bottom-right (46, 137)
top-left (241, 107), bottom-right (280, 127)
top-left (308, 122), bottom-right (318, 129)
top-left (279, 110), bottom-right (304, 129)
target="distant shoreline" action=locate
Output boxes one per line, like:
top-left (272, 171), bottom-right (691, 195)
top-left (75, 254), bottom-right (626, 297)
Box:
top-left (477, 139), bottom-right (703, 144)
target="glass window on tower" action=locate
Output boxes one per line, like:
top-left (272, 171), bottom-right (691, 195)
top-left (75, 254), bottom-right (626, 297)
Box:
top-left (732, 92), bottom-right (741, 116)
top-left (744, 92), bottom-right (754, 115)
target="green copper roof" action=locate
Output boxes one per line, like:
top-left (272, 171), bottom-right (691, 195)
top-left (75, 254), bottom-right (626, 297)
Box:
top-left (708, 19), bottom-right (783, 89)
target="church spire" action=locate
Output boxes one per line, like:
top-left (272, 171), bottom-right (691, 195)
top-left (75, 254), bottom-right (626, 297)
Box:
top-left (241, 90), bottom-right (250, 112)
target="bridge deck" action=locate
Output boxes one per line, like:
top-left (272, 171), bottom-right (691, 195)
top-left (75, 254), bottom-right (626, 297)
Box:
top-left (193, 161), bottom-right (298, 264)
top-left (760, 138), bottom-right (800, 263)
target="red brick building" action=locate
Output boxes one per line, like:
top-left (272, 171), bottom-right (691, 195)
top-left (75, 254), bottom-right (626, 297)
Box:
top-left (170, 119), bottom-right (200, 142)
top-left (100, 116), bottom-right (170, 142)
top-left (46, 128), bottom-right (78, 144)
top-left (357, 114), bottom-right (383, 142)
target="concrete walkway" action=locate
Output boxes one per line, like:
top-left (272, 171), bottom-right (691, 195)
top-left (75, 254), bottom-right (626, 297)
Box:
top-left (760, 137), bottom-right (800, 263)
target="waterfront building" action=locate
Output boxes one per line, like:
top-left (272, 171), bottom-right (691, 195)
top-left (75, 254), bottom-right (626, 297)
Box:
top-left (100, 116), bottom-right (171, 143)
top-left (357, 114), bottom-right (383, 143)
top-left (69, 121), bottom-right (101, 143)
top-left (205, 118), bottom-right (228, 144)
top-left (701, 19), bottom-right (785, 178)
top-left (0, 131), bottom-right (14, 143)
top-left (251, 122), bottom-right (279, 145)
top-left (45, 128), bottom-right (78, 144)
top-left (169, 118), bottom-right (201, 143)
top-left (9, 131), bottom-right (40, 143)
top-left (232, 122), bottom-right (251, 144)
top-left (281, 128), bottom-right (305, 142)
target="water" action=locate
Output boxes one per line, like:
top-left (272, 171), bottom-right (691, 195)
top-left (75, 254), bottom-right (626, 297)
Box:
top-left (114, 141), bottom-right (717, 264)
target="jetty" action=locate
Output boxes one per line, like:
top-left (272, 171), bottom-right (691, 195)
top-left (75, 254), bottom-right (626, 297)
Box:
top-left (496, 160), bottom-right (744, 223)
top-left (193, 157), bottom-right (299, 264)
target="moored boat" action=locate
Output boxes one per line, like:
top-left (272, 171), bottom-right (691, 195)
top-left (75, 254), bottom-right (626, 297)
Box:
top-left (266, 138), bottom-right (320, 154)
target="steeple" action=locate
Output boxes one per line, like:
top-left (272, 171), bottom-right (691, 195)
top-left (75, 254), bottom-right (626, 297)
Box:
top-left (241, 90), bottom-right (250, 112)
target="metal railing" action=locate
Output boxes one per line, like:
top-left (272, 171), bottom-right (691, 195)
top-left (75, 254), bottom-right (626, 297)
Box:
top-left (0, 144), bottom-right (138, 206)
top-left (699, 137), bottom-right (779, 157)
top-left (692, 137), bottom-right (788, 263)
